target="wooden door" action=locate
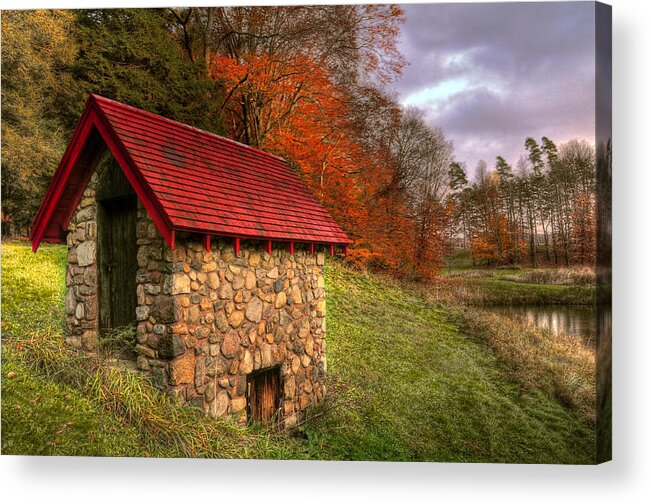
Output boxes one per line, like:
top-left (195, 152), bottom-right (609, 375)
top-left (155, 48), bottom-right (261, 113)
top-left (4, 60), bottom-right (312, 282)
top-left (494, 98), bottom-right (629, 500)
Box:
top-left (98, 195), bottom-right (137, 332)
top-left (247, 367), bottom-right (280, 425)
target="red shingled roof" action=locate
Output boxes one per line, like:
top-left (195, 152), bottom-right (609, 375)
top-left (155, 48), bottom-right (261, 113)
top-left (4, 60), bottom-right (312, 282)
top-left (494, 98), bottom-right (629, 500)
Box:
top-left (30, 94), bottom-right (350, 251)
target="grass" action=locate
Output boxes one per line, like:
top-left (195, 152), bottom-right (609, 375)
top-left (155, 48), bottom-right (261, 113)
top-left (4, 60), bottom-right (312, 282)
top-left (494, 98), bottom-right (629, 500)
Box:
top-left (1, 242), bottom-right (596, 462)
top-left (450, 308), bottom-right (596, 425)
top-left (1, 241), bottom-right (67, 336)
top-left (301, 262), bottom-right (595, 463)
top-left (438, 249), bottom-right (596, 306)
top-left (2, 355), bottom-right (145, 457)
top-left (428, 276), bottom-right (595, 306)
top-left (444, 266), bottom-right (595, 286)
top-left (1, 243), bottom-right (308, 459)
top-left (501, 268), bottom-right (595, 286)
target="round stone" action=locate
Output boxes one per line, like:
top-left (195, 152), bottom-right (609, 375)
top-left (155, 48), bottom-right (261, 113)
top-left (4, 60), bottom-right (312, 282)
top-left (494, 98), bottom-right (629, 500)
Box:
top-left (212, 390), bottom-right (229, 417)
top-left (244, 271), bottom-right (256, 290)
top-left (228, 310), bottom-right (244, 328)
top-left (245, 297), bottom-right (263, 323)
top-left (221, 333), bottom-right (240, 358)
top-left (275, 291), bottom-right (287, 309)
top-left (240, 350), bottom-right (253, 374)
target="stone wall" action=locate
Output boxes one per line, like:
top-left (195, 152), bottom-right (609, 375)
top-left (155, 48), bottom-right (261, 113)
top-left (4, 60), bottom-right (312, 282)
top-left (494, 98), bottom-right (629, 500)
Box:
top-left (134, 227), bottom-right (327, 429)
top-left (64, 172), bottom-right (99, 352)
top-left (65, 160), bottom-right (328, 429)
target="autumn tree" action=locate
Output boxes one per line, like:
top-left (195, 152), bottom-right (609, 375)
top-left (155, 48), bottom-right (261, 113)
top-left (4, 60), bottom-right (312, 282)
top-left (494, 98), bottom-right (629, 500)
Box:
top-left (461, 137), bottom-right (595, 267)
top-left (495, 155), bottom-right (522, 263)
top-left (338, 103), bottom-right (454, 278)
top-left (471, 213), bottom-right (521, 265)
top-left (570, 192), bottom-right (596, 264)
top-left (204, 5), bottom-right (405, 147)
top-left (336, 85), bottom-right (408, 271)
top-left (559, 140), bottom-right (596, 264)
top-left (396, 110), bottom-right (453, 278)
top-left (1, 10), bottom-right (78, 235)
top-left (202, 5), bottom-right (458, 277)
top-left (467, 170), bottom-right (523, 266)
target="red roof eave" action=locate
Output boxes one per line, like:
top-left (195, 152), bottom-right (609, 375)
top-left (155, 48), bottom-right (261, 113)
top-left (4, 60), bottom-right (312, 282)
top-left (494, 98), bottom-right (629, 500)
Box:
top-left (171, 223), bottom-right (350, 246)
top-left (30, 94), bottom-right (351, 252)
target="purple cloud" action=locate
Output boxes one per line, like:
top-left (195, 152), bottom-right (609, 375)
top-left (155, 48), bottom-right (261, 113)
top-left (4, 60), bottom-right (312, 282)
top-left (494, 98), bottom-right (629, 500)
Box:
top-left (391, 2), bottom-right (596, 174)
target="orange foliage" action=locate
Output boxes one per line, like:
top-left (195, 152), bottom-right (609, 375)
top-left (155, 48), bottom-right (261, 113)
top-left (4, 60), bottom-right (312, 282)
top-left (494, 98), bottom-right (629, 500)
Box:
top-left (210, 52), bottom-right (374, 249)
top-left (411, 200), bottom-right (452, 279)
top-left (471, 213), bottom-right (524, 265)
top-left (357, 4), bottom-right (407, 84)
top-left (207, 5), bottom-right (450, 278)
top-left (570, 191), bottom-right (596, 265)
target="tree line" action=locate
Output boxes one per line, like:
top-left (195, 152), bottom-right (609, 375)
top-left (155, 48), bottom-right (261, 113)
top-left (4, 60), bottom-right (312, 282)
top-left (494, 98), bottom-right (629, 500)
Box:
top-left (2, 8), bottom-right (595, 278)
top-left (447, 137), bottom-right (596, 267)
top-left (2, 7), bottom-right (456, 280)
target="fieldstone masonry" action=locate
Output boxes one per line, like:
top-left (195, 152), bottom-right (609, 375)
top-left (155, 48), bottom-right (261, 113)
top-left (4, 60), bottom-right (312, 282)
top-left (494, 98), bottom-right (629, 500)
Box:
top-left (64, 164), bottom-right (328, 429)
top-left (65, 174), bottom-right (99, 352)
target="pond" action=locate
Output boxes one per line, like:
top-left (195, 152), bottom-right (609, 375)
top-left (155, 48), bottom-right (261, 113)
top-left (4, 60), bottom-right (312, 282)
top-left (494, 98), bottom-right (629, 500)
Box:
top-left (482, 304), bottom-right (611, 348)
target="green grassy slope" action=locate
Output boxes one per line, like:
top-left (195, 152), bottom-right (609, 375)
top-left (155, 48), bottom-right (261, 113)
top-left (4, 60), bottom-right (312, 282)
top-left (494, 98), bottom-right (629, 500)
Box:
top-left (1, 243), bottom-right (307, 459)
top-left (1, 243), bottom-right (595, 462)
top-left (301, 263), bottom-right (594, 462)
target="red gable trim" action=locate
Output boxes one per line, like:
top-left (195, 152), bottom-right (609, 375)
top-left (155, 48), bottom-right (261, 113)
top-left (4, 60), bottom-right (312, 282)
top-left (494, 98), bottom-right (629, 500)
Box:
top-left (30, 96), bottom-right (175, 251)
top-left (91, 101), bottom-right (175, 248)
top-left (30, 97), bottom-right (94, 251)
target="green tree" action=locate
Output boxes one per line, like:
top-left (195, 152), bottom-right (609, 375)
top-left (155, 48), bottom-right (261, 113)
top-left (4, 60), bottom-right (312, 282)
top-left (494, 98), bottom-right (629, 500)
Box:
top-left (494, 155), bottom-right (513, 181)
top-left (69, 9), bottom-right (225, 133)
top-left (448, 161), bottom-right (468, 191)
top-left (524, 137), bottom-right (544, 175)
top-left (1, 8), bottom-right (227, 236)
top-left (448, 161), bottom-right (470, 249)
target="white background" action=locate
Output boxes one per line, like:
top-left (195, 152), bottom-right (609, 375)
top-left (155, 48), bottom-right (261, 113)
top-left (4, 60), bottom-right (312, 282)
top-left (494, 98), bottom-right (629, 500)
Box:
top-left (1, 0), bottom-right (649, 502)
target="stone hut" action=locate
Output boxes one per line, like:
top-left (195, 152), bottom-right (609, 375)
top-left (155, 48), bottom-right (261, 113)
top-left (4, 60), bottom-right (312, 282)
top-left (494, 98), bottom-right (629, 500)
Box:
top-left (30, 95), bottom-right (349, 428)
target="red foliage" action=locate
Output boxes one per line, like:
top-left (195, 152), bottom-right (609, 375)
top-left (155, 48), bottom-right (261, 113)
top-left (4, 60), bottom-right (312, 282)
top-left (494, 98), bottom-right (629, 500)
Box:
top-left (570, 191), bottom-right (596, 265)
top-left (208, 9), bottom-right (449, 279)
top-left (471, 213), bottom-right (525, 265)
top-left (210, 53), bottom-right (366, 237)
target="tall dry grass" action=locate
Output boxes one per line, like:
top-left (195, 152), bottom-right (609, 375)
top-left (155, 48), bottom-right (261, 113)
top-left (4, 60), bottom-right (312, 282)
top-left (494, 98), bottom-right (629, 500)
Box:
top-left (11, 331), bottom-right (306, 459)
top-left (501, 267), bottom-right (595, 286)
top-left (452, 308), bottom-right (596, 425)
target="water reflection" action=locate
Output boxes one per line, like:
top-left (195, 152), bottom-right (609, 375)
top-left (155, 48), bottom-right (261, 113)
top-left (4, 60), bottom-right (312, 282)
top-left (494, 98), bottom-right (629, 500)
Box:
top-left (482, 304), bottom-right (611, 348)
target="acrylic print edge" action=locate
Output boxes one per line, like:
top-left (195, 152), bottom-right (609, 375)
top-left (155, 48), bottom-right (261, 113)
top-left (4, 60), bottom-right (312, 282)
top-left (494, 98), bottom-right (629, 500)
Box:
top-left (595, 0), bottom-right (612, 465)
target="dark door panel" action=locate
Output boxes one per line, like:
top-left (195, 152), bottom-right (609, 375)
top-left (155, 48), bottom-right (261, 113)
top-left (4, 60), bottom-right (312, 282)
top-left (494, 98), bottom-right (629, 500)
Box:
top-left (98, 195), bottom-right (137, 332)
top-left (247, 366), bottom-right (281, 425)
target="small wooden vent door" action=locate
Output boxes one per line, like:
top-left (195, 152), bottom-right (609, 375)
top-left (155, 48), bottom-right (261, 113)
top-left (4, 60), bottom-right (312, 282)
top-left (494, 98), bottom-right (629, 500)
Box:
top-left (246, 367), bottom-right (280, 425)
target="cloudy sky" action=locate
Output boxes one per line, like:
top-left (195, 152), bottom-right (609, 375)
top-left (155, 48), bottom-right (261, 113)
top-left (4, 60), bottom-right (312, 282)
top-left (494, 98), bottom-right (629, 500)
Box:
top-left (390, 1), bottom-right (596, 178)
